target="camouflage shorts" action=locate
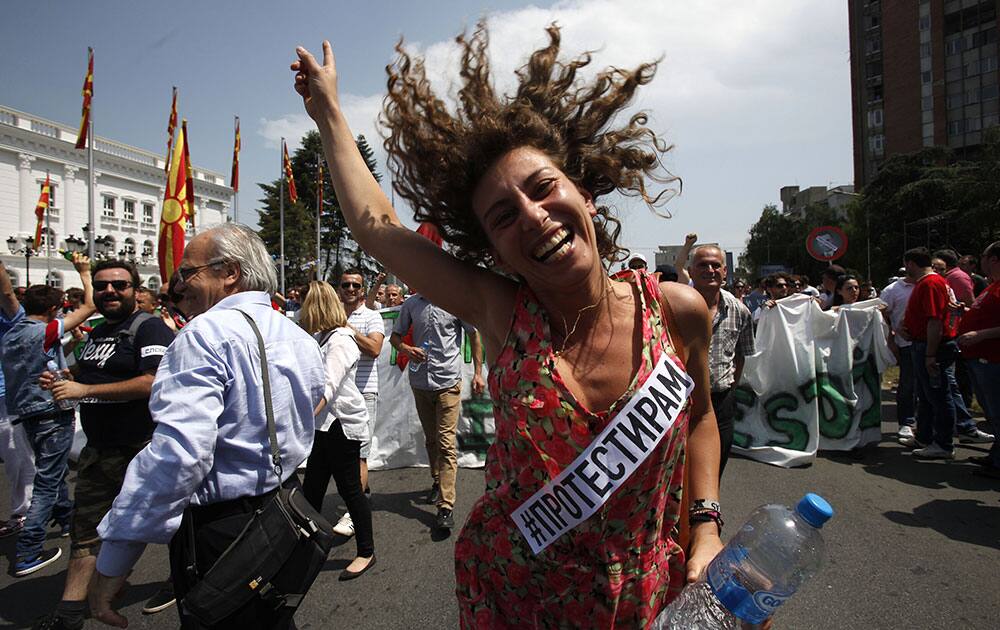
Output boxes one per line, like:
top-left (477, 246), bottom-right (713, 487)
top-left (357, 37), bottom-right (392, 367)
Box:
top-left (70, 442), bottom-right (147, 558)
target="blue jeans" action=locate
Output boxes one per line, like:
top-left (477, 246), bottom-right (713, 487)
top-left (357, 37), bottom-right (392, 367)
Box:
top-left (15, 412), bottom-right (74, 560)
top-left (967, 360), bottom-right (1000, 467)
top-left (897, 345), bottom-right (916, 427)
top-left (950, 358), bottom-right (977, 433)
top-left (912, 340), bottom-right (957, 451)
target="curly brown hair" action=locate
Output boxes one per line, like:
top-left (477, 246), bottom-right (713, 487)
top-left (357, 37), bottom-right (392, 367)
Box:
top-left (381, 22), bottom-right (678, 268)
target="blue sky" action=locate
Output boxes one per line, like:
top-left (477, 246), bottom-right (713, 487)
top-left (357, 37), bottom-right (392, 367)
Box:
top-left (2, 0), bottom-right (854, 265)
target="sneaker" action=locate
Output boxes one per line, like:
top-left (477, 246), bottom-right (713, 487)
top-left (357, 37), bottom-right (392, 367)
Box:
top-left (333, 512), bottom-right (355, 537)
top-left (13, 547), bottom-right (63, 577)
top-left (897, 425), bottom-right (914, 440)
top-left (0, 515), bottom-right (25, 538)
top-left (436, 508), bottom-right (455, 530)
top-left (49, 519), bottom-right (70, 538)
top-left (142, 583), bottom-right (177, 614)
top-left (898, 435), bottom-right (925, 448)
top-left (425, 482), bottom-right (441, 505)
top-left (32, 613), bottom-right (83, 630)
top-left (913, 444), bottom-right (956, 460)
top-left (959, 428), bottom-right (995, 444)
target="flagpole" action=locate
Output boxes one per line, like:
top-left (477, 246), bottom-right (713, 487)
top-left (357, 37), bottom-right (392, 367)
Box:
top-left (315, 158), bottom-right (321, 282)
top-left (45, 170), bottom-right (51, 277)
top-left (87, 119), bottom-right (95, 260)
top-left (279, 138), bottom-right (286, 296)
top-left (233, 115), bottom-right (239, 223)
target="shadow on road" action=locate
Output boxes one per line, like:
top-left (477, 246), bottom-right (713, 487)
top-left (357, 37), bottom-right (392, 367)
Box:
top-left (883, 499), bottom-right (1000, 551)
top-left (0, 570), bottom-right (159, 629)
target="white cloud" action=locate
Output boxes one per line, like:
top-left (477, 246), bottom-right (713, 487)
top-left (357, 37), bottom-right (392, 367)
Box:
top-left (259, 0), bottom-right (852, 256)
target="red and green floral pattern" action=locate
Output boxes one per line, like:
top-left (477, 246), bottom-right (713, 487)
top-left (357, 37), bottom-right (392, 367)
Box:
top-left (456, 271), bottom-right (690, 628)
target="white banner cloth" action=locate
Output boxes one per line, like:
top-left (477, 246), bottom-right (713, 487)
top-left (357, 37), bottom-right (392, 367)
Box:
top-left (731, 295), bottom-right (895, 468)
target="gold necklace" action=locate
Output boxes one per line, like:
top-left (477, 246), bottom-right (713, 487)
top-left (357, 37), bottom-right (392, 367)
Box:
top-left (553, 282), bottom-right (612, 359)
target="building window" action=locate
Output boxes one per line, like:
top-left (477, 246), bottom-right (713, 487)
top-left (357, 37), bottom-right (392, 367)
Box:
top-left (35, 227), bottom-right (55, 251)
top-left (972, 27), bottom-right (997, 48)
top-left (921, 70), bottom-right (933, 84)
top-left (46, 271), bottom-right (63, 289)
top-left (945, 38), bottom-right (963, 55)
top-left (122, 199), bottom-right (135, 221)
top-left (982, 56), bottom-right (998, 74)
top-left (147, 276), bottom-right (161, 291)
top-left (948, 93), bottom-right (964, 109)
top-left (868, 84), bottom-right (883, 103)
top-left (918, 15), bottom-right (930, 31)
top-left (984, 114), bottom-right (999, 129)
top-left (922, 95), bottom-right (934, 111)
top-left (142, 203), bottom-right (155, 224)
top-left (867, 108), bottom-right (884, 128)
top-left (102, 195), bottom-right (116, 218)
top-left (123, 237), bottom-right (136, 257)
top-left (39, 181), bottom-right (58, 209)
top-left (948, 119), bottom-right (964, 136)
top-left (869, 134), bottom-right (885, 153)
top-left (983, 84), bottom-right (999, 101)
top-left (921, 42), bottom-right (932, 58)
top-left (865, 37), bottom-right (881, 55)
top-left (966, 117), bottom-right (983, 132)
top-left (142, 240), bottom-right (153, 258)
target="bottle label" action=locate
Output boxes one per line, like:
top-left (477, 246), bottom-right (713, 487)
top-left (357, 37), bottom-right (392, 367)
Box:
top-left (707, 546), bottom-right (791, 624)
top-left (752, 590), bottom-right (790, 615)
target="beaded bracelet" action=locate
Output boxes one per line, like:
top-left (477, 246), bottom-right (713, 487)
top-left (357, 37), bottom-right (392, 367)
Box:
top-left (689, 509), bottom-right (724, 534)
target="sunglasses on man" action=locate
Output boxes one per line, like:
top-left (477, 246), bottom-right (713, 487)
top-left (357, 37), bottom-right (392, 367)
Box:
top-left (93, 280), bottom-right (133, 292)
top-left (341, 282), bottom-right (363, 290)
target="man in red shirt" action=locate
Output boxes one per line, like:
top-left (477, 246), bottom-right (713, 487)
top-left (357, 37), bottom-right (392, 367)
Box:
top-left (958, 241), bottom-right (1000, 478)
top-left (901, 247), bottom-right (962, 459)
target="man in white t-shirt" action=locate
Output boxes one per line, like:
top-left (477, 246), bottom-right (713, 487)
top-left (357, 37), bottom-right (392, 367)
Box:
top-left (337, 268), bottom-right (385, 537)
top-left (881, 273), bottom-right (916, 439)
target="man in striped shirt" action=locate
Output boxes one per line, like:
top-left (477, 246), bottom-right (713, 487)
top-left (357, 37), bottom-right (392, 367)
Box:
top-left (689, 245), bottom-right (755, 477)
top-left (338, 268), bottom-right (385, 537)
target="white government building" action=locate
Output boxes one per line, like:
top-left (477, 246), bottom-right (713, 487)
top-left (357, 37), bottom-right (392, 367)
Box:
top-left (1, 104), bottom-right (232, 291)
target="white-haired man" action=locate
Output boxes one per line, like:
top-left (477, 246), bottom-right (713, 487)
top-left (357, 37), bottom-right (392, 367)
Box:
top-left (88, 224), bottom-right (326, 629)
top-left (689, 245), bottom-right (754, 477)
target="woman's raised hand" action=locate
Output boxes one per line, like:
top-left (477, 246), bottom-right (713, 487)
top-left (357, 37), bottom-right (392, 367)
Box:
top-left (292, 41), bottom-right (340, 122)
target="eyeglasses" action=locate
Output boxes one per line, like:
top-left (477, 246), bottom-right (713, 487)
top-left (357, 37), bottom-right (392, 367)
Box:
top-left (341, 282), bottom-right (362, 289)
top-left (93, 280), bottom-right (133, 292)
top-left (176, 259), bottom-right (226, 283)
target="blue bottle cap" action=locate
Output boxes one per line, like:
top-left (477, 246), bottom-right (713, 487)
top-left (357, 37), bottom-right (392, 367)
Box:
top-left (796, 493), bottom-right (834, 528)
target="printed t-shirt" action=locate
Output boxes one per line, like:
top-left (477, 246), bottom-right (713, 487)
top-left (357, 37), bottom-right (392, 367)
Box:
top-left (76, 310), bottom-right (175, 447)
top-left (957, 280), bottom-right (1000, 363)
top-left (903, 273), bottom-right (958, 341)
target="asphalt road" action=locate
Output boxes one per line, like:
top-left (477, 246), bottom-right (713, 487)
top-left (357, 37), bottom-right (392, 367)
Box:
top-left (1, 396), bottom-right (998, 629)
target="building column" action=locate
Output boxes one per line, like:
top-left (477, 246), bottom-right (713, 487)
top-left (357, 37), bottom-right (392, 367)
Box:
top-left (62, 165), bottom-right (79, 241)
top-left (17, 153), bottom-right (36, 235)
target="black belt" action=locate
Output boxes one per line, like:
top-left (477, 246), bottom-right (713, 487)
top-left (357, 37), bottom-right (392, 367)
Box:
top-left (15, 408), bottom-right (75, 424)
top-left (187, 476), bottom-right (299, 527)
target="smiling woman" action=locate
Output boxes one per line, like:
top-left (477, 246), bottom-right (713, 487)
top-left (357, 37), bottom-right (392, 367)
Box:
top-left (293, 21), bottom-right (722, 629)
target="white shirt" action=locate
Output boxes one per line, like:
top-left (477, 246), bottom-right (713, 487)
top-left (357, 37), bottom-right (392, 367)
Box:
top-left (347, 304), bottom-right (384, 394)
top-left (880, 278), bottom-right (916, 348)
top-left (316, 328), bottom-right (369, 440)
top-left (95, 292), bottom-right (325, 577)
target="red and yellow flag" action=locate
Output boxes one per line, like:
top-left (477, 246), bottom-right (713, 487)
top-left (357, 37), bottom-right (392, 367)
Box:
top-left (158, 125), bottom-right (191, 283)
top-left (164, 87), bottom-right (178, 174)
top-left (34, 175), bottom-right (51, 247)
top-left (75, 48), bottom-right (94, 150)
top-left (182, 119), bottom-right (194, 227)
top-left (283, 141), bottom-right (297, 204)
top-left (230, 116), bottom-right (240, 192)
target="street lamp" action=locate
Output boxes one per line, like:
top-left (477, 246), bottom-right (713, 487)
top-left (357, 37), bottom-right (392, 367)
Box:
top-left (64, 235), bottom-right (87, 256)
top-left (6, 235), bottom-right (37, 285)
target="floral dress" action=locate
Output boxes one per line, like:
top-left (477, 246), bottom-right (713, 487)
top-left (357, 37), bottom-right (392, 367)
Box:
top-left (455, 271), bottom-right (690, 629)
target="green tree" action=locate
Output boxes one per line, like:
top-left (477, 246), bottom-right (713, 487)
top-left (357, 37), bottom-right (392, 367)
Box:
top-left (740, 203), bottom-right (848, 281)
top-left (257, 131), bottom-right (382, 289)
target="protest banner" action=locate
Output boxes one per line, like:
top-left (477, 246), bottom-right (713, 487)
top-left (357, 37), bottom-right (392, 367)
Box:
top-left (732, 294), bottom-right (895, 468)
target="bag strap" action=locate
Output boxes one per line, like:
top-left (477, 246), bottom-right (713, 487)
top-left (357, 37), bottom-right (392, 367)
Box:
top-left (236, 309), bottom-right (282, 479)
top-left (118, 311), bottom-right (156, 344)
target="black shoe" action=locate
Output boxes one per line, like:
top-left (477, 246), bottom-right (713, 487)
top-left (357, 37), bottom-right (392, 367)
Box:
top-left (425, 482), bottom-right (441, 505)
top-left (436, 508), bottom-right (454, 530)
top-left (142, 582), bottom-right (176, 614)
top-left (32, 613), bottom-right (82, 630)
top-left (339, 556), bottom-right (376, 581)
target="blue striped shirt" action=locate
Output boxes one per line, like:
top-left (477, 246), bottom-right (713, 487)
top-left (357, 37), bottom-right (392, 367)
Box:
top-left (96, 291), bottom-right (325, 577)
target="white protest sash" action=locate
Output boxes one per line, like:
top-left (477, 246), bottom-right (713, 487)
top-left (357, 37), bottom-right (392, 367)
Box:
top-left (512, 353), bottom-right (694, 555)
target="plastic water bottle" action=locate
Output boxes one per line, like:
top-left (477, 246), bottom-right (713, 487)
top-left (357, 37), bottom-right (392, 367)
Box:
top-left (410, 339), bottom-right (430, 372)
top-left (654, 493), bottom-right (834, 629)
top-left (46, 360), bottom-right (78, 411)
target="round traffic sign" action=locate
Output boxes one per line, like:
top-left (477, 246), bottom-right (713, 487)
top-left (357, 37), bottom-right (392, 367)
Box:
top-left (806, 226), bottom-right (848, 261)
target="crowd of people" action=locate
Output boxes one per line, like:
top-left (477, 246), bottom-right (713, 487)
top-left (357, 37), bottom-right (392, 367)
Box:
top-left (0, 23), bottom-right (996, 630)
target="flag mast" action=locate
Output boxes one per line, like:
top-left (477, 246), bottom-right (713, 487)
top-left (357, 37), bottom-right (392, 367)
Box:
top-left (315, 158), bottom-right (322, 281)
top-left (279, 138), bottom-right (286, 296)
top-left (45, 170), bottom-right (51, 276)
